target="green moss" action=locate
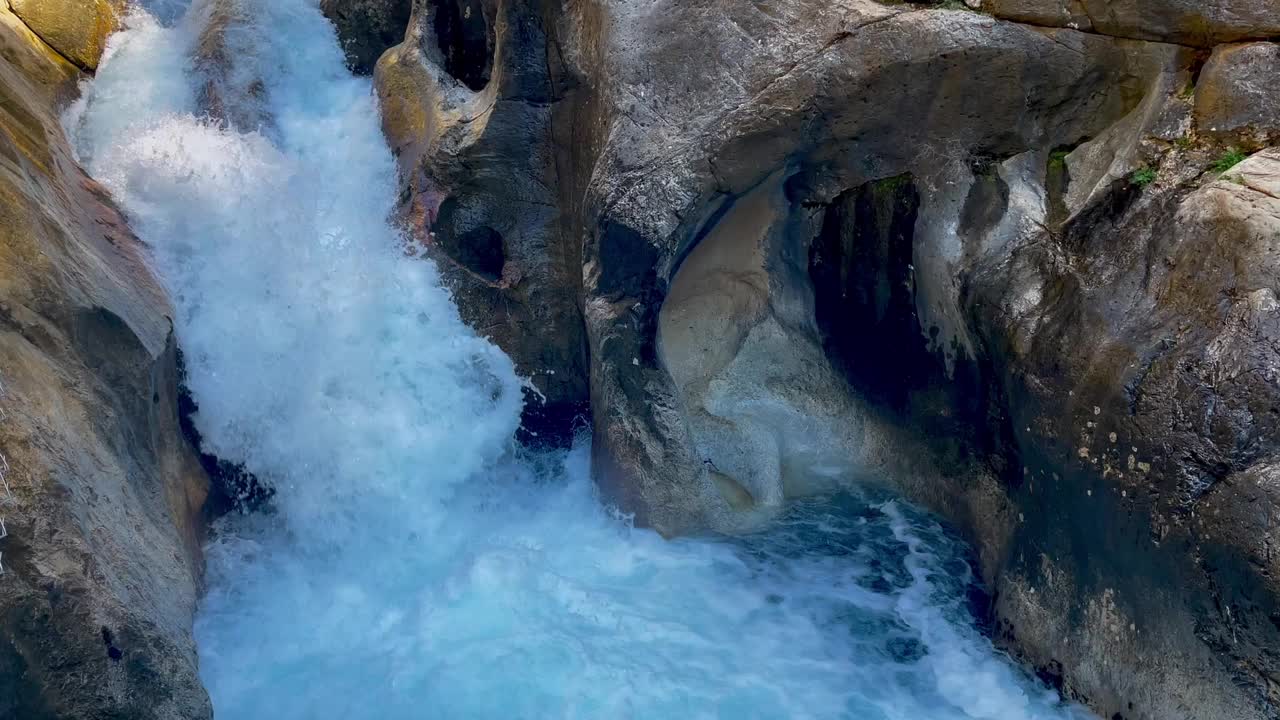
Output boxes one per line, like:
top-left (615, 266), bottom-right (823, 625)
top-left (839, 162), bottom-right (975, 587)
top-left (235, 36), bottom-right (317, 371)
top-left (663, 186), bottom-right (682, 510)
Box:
top-left (1178, 82), bottom-right (1195, 100)
top-left (1048, 150), bottom-right (1070, 169)
top-left (1130, 166), bottom-right (1157, 188)
top-left (1211, 148), bottom-right (1248, 174)
top-left (1173, 135), bottom-right (1195, 150)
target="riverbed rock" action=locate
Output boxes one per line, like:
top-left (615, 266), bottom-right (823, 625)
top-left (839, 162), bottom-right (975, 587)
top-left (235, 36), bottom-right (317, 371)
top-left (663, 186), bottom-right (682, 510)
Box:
top-left (0, 6), bottom-right (212, 719)
top-left (375, 1), bottom-right (1280, 717)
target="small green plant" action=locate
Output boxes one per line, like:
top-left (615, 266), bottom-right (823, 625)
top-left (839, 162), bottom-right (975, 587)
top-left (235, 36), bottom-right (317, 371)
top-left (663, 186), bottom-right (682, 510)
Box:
top-left (1178, 82), bottom-right (1195, 99)
top-left (1173, 134), bottom-right (1195, 150)
top-left (1048, 150), bottom-right (1070, 170)
top-left (1211, 148), bottom-right (1248, 174)
top-left (1130, 166), bottom-right (1158, 188)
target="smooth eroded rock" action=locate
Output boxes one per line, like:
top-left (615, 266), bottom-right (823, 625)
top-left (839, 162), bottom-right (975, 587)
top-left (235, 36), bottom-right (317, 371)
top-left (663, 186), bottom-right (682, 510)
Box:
top-left (8, 0), bottom-right (119, 70)
top-left (0, 7), bottom-right (212, 719)
top-left (377, 0), bottom-right (589, 446)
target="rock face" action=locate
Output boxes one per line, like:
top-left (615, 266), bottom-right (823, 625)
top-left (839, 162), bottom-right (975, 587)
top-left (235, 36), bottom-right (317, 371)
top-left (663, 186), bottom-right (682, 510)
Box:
top-left (375, 0), bottom-right (590, 445)
top-left (1195, 42), bottom-right (1280, 148)
top-left (0, 6), bottom-right (212, 719)
top-left (6, 0), bottom-right (122, 71)
top-left (364, 1), bottom-right (1280, 717)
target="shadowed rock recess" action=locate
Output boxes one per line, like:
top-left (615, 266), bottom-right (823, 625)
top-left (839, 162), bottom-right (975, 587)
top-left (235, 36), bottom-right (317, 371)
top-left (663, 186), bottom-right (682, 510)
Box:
top-left (348, 0), bottom-right (1280, 718)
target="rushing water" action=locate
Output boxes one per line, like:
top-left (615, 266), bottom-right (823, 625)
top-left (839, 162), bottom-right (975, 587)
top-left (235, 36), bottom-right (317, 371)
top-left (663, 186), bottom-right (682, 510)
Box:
top-left (67, 2), bottom-right (1094, 718)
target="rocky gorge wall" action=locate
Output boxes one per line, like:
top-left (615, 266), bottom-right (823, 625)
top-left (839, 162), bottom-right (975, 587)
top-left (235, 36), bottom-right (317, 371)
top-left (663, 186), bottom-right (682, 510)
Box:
top-left (343, 1), bottom-right (1280, 718)
top-left (0, 0), bottom-right (1274, 718)
top-left (0, 2), bottom-right (212, 718)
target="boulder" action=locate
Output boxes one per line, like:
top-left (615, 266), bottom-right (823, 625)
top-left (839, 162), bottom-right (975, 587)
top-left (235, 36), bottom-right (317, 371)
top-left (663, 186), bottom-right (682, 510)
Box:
top-left (0, 6), bottom-right (211, 719)
top-left (7, 0), bottom-right (120, 71)
top-left (1195, 42), bottom-right (1280, 148)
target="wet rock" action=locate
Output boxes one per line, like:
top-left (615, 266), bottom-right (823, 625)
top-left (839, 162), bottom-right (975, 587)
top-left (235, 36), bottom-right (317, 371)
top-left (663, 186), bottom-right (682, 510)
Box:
top-left (1195, 42), bottom-right (1280, 149)
top-left (191, 0), bottom-right (272, 131)
top-left (0, 6), bottom-right (211, 719)
top-left (376, 0), bottom-right (589, 446)
top-left (7, 0), bottom-right (120, 71)
top-left (320, 0), bottom-right (412, 74)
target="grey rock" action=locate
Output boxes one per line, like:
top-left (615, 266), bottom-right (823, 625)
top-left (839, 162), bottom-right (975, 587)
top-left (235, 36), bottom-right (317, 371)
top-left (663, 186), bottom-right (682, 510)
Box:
top-left (1195, 42), bottom-right (1280, 149)
top-left (376, 2), bottom-right (1280, 718)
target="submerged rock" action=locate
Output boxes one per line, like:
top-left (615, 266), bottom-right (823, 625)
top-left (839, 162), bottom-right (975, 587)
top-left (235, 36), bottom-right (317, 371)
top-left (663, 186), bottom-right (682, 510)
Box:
top-left (0, 5), bottom-right (211, 719)
top-left (376, 0), bottom-right (1280, 717)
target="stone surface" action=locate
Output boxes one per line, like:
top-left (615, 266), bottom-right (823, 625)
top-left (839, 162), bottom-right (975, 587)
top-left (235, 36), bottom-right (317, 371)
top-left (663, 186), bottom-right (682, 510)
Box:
top-left (1195, 42), bottom-right (1280, 148)
top-left (0, 6), bottom-right (212, 719)
top-left (986, 0), bottom-right (1280, 45)
top-left (7, 0), bottom-right (119, 71)
top-left (966, 146), bottom-right (1280, 720)
top-left (377, 0), bottom-right (589, 446)
top-left (320, 0), bottom-right (412, 74)
top-left (373, 1), bottom-right (1280, 717)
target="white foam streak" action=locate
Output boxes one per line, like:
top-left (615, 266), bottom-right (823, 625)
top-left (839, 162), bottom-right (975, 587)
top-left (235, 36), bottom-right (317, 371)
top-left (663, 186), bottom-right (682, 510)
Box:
top-left (68, 2), bottom-right (1094, 719)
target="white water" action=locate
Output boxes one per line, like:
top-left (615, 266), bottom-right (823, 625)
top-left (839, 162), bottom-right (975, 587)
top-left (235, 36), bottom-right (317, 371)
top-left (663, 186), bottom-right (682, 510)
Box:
top-left (67, 2), bottom-right (1094, 718)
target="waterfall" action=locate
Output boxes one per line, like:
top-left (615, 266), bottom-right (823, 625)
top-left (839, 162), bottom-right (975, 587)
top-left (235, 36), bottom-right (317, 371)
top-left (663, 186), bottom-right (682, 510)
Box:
top-left (66, 2), bottom-right (1093, 718)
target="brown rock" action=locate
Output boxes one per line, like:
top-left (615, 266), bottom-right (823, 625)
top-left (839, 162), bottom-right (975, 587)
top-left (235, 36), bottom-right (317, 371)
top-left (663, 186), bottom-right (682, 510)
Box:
top-left (0, 7), bottom-right (211, 719)
top-left (7, 0), bottom-right (119, 71)
top-left (982, 0), bottom-right (1093, 30)
top-left (986, 0), bottom-right (1280, 45)
top-left (1195, 42), bottom-right (1280, 148)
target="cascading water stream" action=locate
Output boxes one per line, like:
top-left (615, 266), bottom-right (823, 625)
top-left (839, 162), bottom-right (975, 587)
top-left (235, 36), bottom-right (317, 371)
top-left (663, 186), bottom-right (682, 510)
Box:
top-left (67, 2), bottom-right (1095, 718)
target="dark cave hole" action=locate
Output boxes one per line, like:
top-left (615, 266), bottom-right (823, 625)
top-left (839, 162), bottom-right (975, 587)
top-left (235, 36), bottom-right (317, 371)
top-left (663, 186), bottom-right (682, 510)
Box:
top-left (806, 173), bottom-right (1008, 466)
top-left (433, 197), bottom-right (507, 282)
top-left (432, 0), bottom-right (493, 91)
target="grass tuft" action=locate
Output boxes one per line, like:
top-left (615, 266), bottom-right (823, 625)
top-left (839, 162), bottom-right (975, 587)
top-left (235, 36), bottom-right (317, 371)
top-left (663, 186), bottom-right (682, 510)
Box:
top-left (1211, 148), bottom-right (1248, 174)
top-left (1130, 166), bottom-right (1157, 188)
